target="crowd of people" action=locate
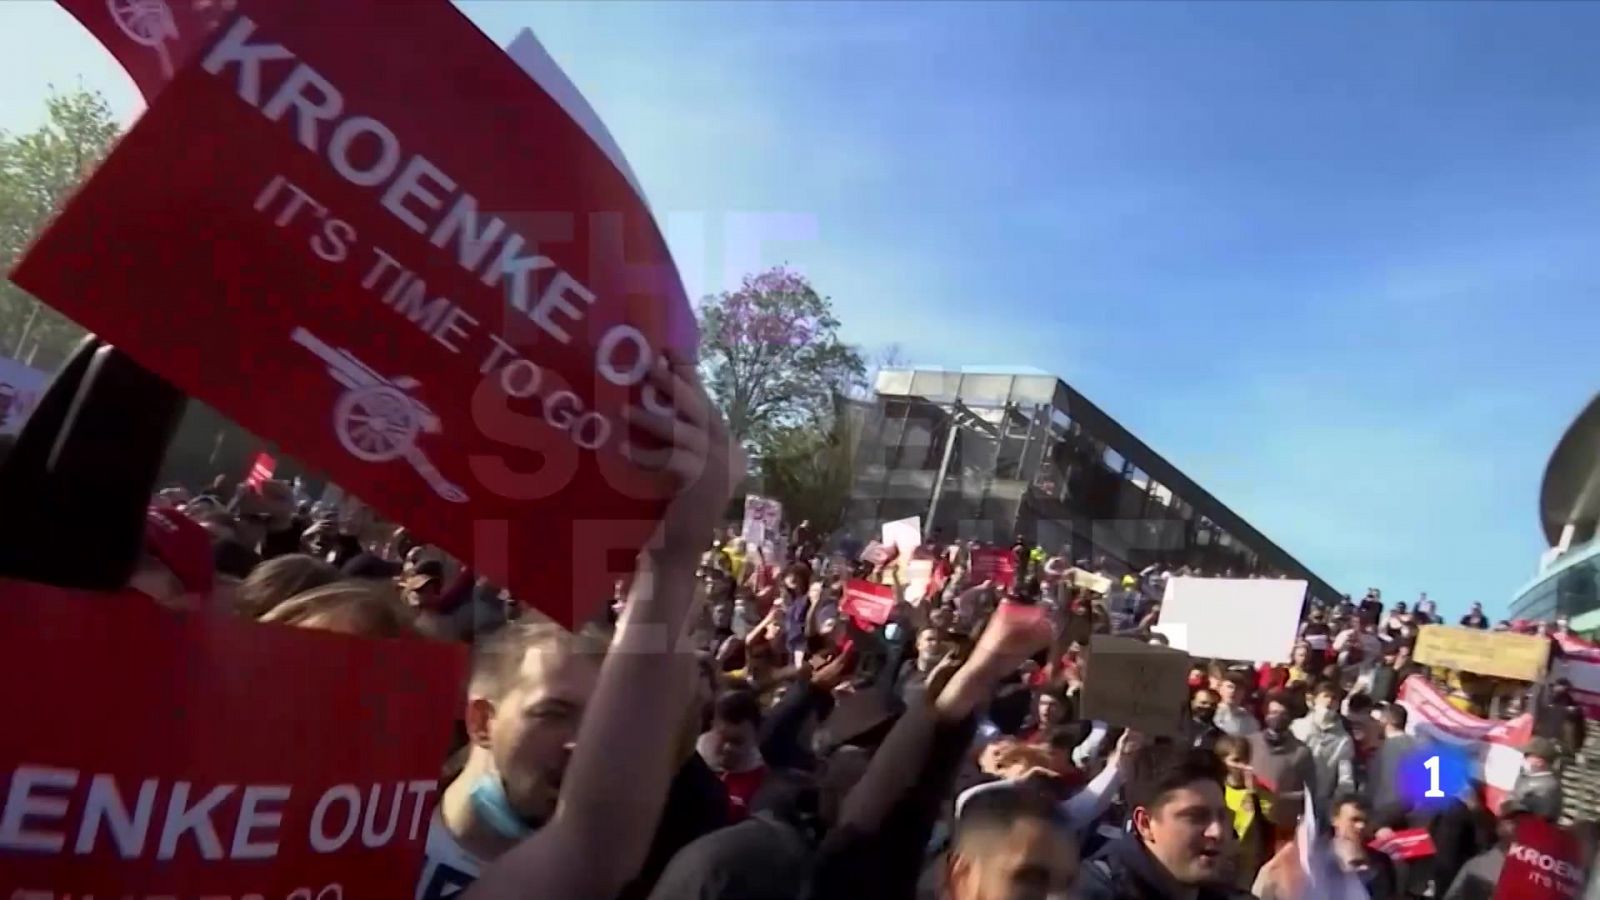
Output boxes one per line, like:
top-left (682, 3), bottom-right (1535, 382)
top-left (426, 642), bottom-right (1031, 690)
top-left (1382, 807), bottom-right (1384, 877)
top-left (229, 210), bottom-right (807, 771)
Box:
top-left (117, 379), bottom-right (1596, 900)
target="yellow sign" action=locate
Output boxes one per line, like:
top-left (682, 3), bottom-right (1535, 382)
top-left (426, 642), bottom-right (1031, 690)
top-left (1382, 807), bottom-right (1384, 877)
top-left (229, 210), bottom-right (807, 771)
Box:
top-left (1412, 625), bottom-right (1550, 682)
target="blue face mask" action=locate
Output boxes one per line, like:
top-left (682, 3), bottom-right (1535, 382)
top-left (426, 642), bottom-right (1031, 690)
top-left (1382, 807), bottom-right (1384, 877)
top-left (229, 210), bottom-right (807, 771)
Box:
top-left (469, 772), bottom-right (537, 841)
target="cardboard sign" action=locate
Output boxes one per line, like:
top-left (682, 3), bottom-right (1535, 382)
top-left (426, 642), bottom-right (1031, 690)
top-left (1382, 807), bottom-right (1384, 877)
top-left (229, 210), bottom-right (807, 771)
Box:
top-left (1157, 577), bottom-right (1306, 663)
top-left (969, 547), bottom-right (1017, 589)
top-left (903, 559), bottom-right (935, 606)
top-left (15, 3), bottom-right (697, 628)
top-left (243, 451), bottom-right (277, 490)
top-left (1414, 625), bottom-right (1550, 682)
top-left (840, 579), bottom-right (895, 626)
top-left (1494, 815), bottom-right (1585, 900)
top-left (0, 579), bottom-right (466, 896)
top-left (1065, 567), bottom-right (1112, 595)
top-left (1079, 635), bottom-right (1191, 737)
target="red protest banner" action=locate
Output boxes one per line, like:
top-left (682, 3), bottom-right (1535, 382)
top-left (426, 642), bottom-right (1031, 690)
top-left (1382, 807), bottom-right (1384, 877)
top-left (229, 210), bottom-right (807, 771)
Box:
top-left (841, 579), bottom-right (896, 626)
top-left (1370, 827), bottom-right (1435, 861)
top-left (15, 2), bottom-right (698, 627)
top-left (0, 579), bottom-right (466, 897)
top-left (1494, 816), bottom-right (1584, 900)
top-left (243, 451), bottom-right (277, 490)
top-left (969, 547), bottom-right (1017, 589)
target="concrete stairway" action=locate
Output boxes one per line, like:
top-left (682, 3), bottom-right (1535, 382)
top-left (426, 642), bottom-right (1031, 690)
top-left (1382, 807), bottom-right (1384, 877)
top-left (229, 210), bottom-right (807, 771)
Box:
top-left (1560, 718), bottom-right (1600, 823)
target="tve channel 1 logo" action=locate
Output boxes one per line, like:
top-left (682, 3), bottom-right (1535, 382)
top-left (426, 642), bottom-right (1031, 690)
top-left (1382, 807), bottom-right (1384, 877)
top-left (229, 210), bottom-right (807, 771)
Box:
top-left (1396, 741), bottom-right (1474, 809)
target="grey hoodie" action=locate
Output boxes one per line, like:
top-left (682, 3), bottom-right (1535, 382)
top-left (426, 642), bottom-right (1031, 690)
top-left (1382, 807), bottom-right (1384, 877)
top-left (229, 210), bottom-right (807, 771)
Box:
top-left (1290, 711), bottom-right (1355, 804)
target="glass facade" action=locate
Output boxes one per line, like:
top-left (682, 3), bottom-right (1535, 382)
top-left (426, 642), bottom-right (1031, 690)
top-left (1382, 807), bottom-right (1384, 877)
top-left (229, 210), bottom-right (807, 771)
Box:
top-left (1509, 540), bottom-right (1600, 625)
top-left (845, 369), bottom-right (1340, 603)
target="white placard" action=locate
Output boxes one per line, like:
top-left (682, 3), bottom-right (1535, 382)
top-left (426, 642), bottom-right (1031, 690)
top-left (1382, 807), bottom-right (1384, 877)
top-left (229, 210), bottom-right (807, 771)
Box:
top-left (1157, 577), bottom-right (1306, 663)
top-left (881, 516), bottom-right (922, 562)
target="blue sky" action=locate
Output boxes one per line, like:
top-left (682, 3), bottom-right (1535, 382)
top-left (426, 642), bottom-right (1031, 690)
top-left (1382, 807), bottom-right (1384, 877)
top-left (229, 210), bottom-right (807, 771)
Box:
top-left (4, 1), bottom-right (1597, 619)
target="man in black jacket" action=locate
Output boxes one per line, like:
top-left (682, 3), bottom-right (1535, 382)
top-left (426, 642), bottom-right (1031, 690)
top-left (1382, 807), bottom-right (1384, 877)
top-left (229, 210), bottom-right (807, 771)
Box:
top-left (1075, 743), bottom-right (1251, 899)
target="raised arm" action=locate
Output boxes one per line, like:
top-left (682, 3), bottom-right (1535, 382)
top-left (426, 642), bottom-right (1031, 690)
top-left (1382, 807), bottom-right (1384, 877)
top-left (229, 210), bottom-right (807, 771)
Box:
top-left (466, 364), bottom-right (743, 900)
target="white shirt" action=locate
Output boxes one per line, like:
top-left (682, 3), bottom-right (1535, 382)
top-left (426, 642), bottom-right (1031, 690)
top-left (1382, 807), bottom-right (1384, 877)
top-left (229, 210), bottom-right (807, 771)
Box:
top-left (415, 812), bottom-right (484, 900)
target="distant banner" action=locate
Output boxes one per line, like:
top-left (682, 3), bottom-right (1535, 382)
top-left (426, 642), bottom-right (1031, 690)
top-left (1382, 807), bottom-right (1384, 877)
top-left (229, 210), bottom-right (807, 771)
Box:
top-left (0, 579), bottom-right (466, 896)
top-left (741, 495), bottom-right (783, 548)
top-left (1413, 625), bottom-right (1550, 682)
top-left (969, 548), bottom-right (1016, 589)
top-left (243, 451), bottom-right (277, 490)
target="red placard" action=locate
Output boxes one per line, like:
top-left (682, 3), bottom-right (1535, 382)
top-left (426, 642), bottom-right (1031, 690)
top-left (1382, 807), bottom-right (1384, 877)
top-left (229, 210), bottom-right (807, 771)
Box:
top-left (15, 3), bottom-right (697, 627)
top-left (1494, 816), bottom-right (1584, 900)
top-left (969, 547), bottom-right (1017, 589)
top-left (243, 451), bottom-right (277, 490)
top-left (1369, 827), bottom-right (1435, 861)
top-left (840, 579), bottom-right (896, 626)
top-left (0, 579), bottom-right (466, 897)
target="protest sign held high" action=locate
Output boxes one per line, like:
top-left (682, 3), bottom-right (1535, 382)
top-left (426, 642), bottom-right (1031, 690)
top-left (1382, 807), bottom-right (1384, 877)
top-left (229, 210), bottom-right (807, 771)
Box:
top-left (968, 547), bottom-right (1016, 589)
top-left (14, 1), bottom-right (698, 627)
top-left (1156, 576), bottom-right (1305, 663)
top-left (1079, 635), bottom-right (1191, 737)
top-left (1413, 624), bottom-right (1551, 683)
top-left (1494, 814), bottom-right (1585, 900)
top-left (840, 579), bottom-right (895, 626)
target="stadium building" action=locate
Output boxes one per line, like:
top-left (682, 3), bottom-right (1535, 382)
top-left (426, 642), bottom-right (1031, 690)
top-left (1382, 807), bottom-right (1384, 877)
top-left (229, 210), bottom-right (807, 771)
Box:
top-left (842, 367), bottom-right (1341, 605)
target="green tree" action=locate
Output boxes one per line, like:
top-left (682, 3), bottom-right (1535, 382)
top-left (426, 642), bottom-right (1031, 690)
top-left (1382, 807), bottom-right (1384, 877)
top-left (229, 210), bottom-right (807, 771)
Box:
top-left (757, 414), bottom-right (859, 538)
top-left (697, 266), bottom-right (865, 447)
top-left (0, 87), bottom-right (121, 369)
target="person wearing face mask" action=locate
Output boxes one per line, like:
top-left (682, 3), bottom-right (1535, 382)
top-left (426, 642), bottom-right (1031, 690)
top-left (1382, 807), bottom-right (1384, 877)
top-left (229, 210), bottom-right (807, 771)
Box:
top-left (1246, 694), bottom-right (1317, 845)
top-left (1075, 742), bottom-right (1253, 899)
top-left (419, 620), bottom-right (607, 895)
top-left (1290, 682), bottom-right (1356, 807)
top-left (1505, 737), bottom-right (1564, 821)
top-left (1187, 689), bottom-right (1225, 752)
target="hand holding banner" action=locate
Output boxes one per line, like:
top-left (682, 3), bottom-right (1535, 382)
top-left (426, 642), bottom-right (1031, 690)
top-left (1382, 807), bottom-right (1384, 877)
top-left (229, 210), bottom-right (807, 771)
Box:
top-left (1079, 635), bottom-right (1190, 737)
top-left (15, 2), bottom-right (698, 627)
